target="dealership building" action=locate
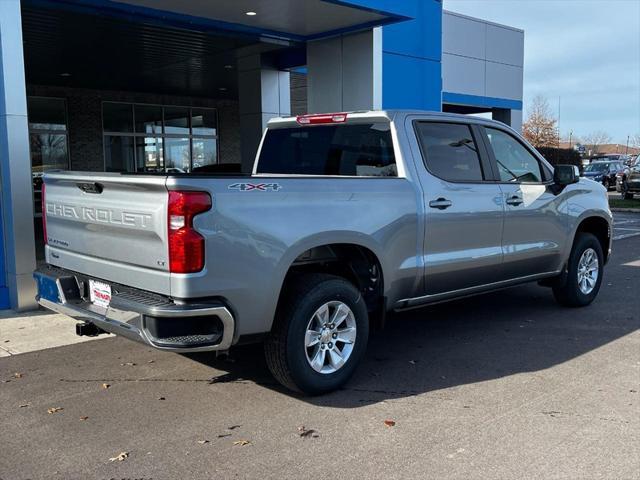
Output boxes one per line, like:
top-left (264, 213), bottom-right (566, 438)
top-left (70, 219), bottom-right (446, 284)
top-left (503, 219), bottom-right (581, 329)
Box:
top-left (0, 0), bottom-right (524, 310)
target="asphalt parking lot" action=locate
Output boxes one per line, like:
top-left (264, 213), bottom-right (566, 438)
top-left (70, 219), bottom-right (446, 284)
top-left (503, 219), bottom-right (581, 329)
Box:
top-left (612, 210), bottom-right (640, 240)
top-left (1, 220), bottom-right (639, 479)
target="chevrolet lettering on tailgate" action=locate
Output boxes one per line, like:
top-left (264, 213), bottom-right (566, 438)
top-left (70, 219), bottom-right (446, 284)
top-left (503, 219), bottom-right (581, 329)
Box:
top-left (46, 202), bottom-right (153, 229)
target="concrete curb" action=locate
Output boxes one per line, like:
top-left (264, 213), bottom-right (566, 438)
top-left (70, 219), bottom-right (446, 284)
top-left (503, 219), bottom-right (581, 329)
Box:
top-left (610, 208), bottom-right (640, 213)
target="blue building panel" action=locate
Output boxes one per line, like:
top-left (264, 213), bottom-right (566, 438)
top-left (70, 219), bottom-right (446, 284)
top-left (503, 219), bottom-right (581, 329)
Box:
top-left (382, 52), bottom-right (442, 111)
top-left (381, 0), bottom-right (442, 62)
top-left (331, 0), bottom-right (416, 19)
top-left (381, 0), bottom-right (442, 111)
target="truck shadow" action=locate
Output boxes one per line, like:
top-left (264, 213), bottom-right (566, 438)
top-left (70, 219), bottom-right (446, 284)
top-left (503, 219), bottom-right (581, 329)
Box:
top-left (186, 249), bottom-right (640, 408)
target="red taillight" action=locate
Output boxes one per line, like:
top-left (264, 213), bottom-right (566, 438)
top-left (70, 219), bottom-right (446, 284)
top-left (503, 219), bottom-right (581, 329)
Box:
top-left (41, 182), bottom-right (48, 245)
top-left (167, 191), bottom-right (211, 273)
top-left (296, 112), bottom-right (348, 125)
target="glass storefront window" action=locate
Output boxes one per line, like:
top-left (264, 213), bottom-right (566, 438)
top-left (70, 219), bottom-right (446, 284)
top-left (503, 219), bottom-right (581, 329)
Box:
top-left (103, 103), bottom-right (134, 132)
top-left (105, 136), bottom-right (135, 172)
top-left (135, 137), bottom-right (163, 172)
top-left (164, 137), bottom-right (191, 172)
top-left (192, 109), bottom-right (217, 136)
top-left (164, 106), bottom-right (190, 135)
top-left (103, 102), bottom-right (217, 173)
top-left (30, 134), bottom-right (69, 171)
top-left (192, 138), bottom-right (217, 170)
top-left (28, 97), bottom-right (70, 221)
top-left (28, 97), bottom-right (67, 131)
top-left (135, 105), bottom-right (162, 135)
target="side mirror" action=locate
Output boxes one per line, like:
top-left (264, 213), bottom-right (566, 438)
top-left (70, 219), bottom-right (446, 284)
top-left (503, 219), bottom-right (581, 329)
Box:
top-left (554, 164), bottom-right (580, 186)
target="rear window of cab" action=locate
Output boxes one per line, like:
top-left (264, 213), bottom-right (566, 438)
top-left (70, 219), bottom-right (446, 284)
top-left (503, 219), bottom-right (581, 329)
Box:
top-left (256, 123), bottom-right (397, 177)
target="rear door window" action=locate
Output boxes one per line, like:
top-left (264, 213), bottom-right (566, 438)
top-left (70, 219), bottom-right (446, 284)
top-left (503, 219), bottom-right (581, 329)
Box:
top-left (414, 122), bottom-right (485, 182)
top-left (256, 123), bottom-right (396, 176)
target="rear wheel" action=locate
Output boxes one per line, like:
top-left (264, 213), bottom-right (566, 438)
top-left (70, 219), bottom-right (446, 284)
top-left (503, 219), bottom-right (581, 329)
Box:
top-left (553, 233), bottom-right (603, 307)
top-left (264, 274), bottom-right (369, 395)
top-left (621, 180), bottom-right (634, 199)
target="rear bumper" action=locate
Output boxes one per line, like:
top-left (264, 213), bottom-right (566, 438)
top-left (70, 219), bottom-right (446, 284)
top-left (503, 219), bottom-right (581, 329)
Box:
top-left (34, 266), bottom-right (235, 353)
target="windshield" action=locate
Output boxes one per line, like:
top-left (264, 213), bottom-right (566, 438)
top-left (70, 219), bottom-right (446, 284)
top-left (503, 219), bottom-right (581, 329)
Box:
top-left (584, 163), bottom-right (609, 172)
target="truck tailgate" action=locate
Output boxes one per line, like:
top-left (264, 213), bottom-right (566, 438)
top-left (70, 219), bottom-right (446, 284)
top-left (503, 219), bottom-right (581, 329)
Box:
top-left (43, 172), bottom-right (171, 295)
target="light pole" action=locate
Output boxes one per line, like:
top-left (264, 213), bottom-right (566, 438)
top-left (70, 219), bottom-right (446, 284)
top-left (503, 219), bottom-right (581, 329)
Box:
top-left (626, 135), bottom-right (629, 155)
top-left (569, 131), bottom-right (573, 150)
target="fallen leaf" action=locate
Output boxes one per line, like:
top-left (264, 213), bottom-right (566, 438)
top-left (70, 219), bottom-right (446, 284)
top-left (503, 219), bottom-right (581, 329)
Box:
top-left (196, 440), bottom-right (209, 445)
top-left (383, 419), bottom-right (396, 427)
top-left (233, 440), bottom-right (251, 447)
top-left (120, 362), bottom-right (136, 366)
top-left (19, 403), bottom-right (30, 408)
top-left (147, 360), bottom-right (155, 364)
top-left (227, 424), bottom-right (241, 430)
top-left (79, 416), bottom-right (89, 421)
top-left (298, 426), bottom-right (319, 438)
top-left (109, 452), bottom-right (129, 462)
top-left (47, 407), bottom-right (63, 414)
top-left (101, 383), bottom-right (110, 389)
top-left (158, 397), bottom-right (166, 401)
top-left (408, 360), bottom-right (417, 365)
top-left (13, 372), bottom-right (23, 378)
top-left (217, 433), bottom-right (232, 438)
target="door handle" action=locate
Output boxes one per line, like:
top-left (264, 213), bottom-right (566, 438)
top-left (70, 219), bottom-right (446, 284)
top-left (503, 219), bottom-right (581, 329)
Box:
top-left (506, 195), bottom-right (523, 206)
top-left (429, 197), bottom-right (452, 210)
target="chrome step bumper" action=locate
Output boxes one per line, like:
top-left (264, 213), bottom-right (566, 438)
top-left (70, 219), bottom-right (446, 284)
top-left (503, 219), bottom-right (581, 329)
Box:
top-left (34, 267), bottom-right (235, 353)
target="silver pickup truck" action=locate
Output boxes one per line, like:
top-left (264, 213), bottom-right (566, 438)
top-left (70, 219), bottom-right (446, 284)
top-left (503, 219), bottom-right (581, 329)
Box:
top-left (35, 110), bottom-right (612, 394)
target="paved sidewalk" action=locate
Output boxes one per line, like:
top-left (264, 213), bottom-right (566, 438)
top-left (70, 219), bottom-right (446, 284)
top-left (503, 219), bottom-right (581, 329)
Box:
top-left (0, 309), bottom-right (107, 356)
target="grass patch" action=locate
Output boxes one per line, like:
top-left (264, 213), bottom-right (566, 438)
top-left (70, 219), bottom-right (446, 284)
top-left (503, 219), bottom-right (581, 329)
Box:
top-left (609, 198), bottom-right (640, 209)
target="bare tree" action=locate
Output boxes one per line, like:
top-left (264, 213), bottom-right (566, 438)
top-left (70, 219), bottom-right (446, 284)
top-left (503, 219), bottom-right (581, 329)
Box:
top-left (582, 131), bottom-right (612, 155)
top-left (631, 133), bottom-right (640, 149)
top-left (522, 95), bottom-right (559, 148)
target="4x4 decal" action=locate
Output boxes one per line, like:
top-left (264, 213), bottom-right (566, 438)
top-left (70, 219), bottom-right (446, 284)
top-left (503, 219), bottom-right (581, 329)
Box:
top-left (228, 182), bottom-right (282, 192)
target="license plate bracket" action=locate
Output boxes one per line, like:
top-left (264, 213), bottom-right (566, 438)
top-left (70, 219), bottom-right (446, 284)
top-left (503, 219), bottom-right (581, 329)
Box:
top-left (89, 279), bottom-right (111, 308)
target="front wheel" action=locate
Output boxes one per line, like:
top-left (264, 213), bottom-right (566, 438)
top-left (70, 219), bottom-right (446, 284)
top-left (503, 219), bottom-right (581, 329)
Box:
top-left (264, 273), bottom-right (369, 395)
top-left (552, 233), bottom-right (603, 307)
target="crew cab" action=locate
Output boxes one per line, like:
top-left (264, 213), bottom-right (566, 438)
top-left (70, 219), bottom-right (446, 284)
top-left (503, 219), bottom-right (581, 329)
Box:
top-left (35, 111), bottom-right (612, 394)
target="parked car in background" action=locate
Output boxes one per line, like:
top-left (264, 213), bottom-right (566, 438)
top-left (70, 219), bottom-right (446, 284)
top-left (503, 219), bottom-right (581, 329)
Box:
top-left (617, 156), bottom-right (640, 199)
top-left (594, 154), bottom-right (629, 162)
top-left (582, 160), bottom-right (625, 190)
top-left (625, 154), bottom-right (639, 167)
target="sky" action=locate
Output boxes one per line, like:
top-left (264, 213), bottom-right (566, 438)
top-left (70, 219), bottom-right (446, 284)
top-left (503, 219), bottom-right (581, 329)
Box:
top-left (443, 0), bottom-right (640, 145)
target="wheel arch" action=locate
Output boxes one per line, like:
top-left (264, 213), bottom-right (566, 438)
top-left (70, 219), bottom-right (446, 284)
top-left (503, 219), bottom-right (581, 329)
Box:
top-left (574, 214), bottom-right (612, 264)
top-left (272, 235), bottom-right (387, 328)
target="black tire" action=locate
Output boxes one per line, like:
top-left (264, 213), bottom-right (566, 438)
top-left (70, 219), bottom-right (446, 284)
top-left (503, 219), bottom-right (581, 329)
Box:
top-left (264, 273), bottom-right (369, 395)
top-left (621, 181), bottom-right (634, 199)
top-left (552, 233), bottom-right (604, 307)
